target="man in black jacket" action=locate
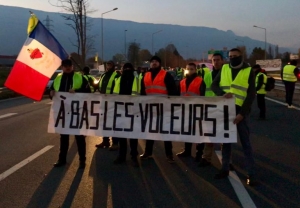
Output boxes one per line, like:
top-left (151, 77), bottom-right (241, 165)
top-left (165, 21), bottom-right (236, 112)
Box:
top-left (140, 56), bottom-right (177, 163)
top-left (113, 63), bottom-right (140, 167)
top-left (50, 59), bottom-right (91, 169)
top-left (96, 60), bottom-right (120, 150)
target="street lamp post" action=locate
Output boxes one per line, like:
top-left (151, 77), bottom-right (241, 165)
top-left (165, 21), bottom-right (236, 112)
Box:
top-left (124, 29), bottom-right (127, 61)
top-left (101, 7), bottom-right (118, 64)
top-left (152, 30), bottom-right (163, 54)
top-left (253, 25), bottom-right (267, 60)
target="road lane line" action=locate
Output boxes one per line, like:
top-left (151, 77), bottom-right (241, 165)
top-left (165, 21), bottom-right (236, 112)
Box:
top-left (215, 151), bottom-right (257, 208)
top-left (266, 97), bottom-right (300, 110)
top-left (0, 145), bottom-right (54, 182)
top-left (46, 101), bottom-right (53, 105)
top-left (0, 113), bottom-right (17, 119)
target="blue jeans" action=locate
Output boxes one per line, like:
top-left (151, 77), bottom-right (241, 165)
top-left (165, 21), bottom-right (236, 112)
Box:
top-left (221, 116), bottom-right (255, 175)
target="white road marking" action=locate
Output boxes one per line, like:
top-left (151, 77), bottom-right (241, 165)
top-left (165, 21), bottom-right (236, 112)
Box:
top-left (46, 101), bottom-right (53, 105)
top-left (0, 145), bottom-right (54, 182)
top-left (0, 113), bottom-right (17, 119)
top-left (266, 97), bottom-right (300, 110)
top-left (215, 151), bottom-right (257, 208)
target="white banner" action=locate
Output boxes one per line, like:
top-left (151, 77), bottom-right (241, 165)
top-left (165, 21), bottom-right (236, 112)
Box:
top-left (48, 92), bottom-right (237, 143)
top-left (256, 59), bottom-right (282, 71)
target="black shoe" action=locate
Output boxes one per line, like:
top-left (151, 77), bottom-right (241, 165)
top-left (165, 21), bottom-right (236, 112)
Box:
top-left (131, 157), bottom-right (140, 167)
top-left (198, 158), bottom-right (211, 167)
top-left (53, 161), bottom-right (66, 167)
top-left (229, 163), bottom-right (235, 171)
top-left (79, 161), bottom-right (86, 169)
top-left (140, 153), bottom-right (152, 159)
top-left (246, 175), bottom-right (257, 186)
top-left (176, 151), bottom-right (191, 157)
top-left (166, 155), bottom-right (175, 163)
top-left (95, 142), bottom-right (110, 148)
top-left (214, 170), bottom-right (229, 179)
top-left (114, 157), bottom-right (126, 164)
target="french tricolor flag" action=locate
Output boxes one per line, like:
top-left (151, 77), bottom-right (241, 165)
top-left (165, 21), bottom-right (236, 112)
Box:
top-left (5, 14), bottom-right (68, 101)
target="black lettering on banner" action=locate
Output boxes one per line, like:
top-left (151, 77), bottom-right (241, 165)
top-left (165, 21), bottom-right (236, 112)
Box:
top-left (181, 104), bottom-right (192, 135)
top-left (124, 102), bottom-right (134, 132)
top-left (139, 103), bottom-right (148, 132)
top-left (149, 103), bottom-right (159, 133)
top-left (223, 105), bottom-right (229, 138)
top-left (192, 104), bottom-right (204, 136)
top-left (113, 102), bottom-right (124, 131)
top-left (170, 104), bottom-right (180, 135)
top-left (159, 103), bottom-right (169, 134)
top-left (204, 104), bottom-right (217, 137)
top-left (79, 101), bottom-right (89, 129)
top-left (90, 101), bottom-right (100, 130)
top-left (55, 100), bottom-right (65, 128)
top-left (70, 101), bottom-right (80, 129)
top-left (103, 101), bottom-right (112, 130)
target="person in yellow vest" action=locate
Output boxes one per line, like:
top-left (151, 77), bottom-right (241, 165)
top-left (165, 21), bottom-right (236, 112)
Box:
top-left (176, 63), bottom-right (206, 159)
top-left (281, 60), bottom-right (299, 108)
top-left (177, 67), bottom-right (183, 79)
top-left (197, 65), bottom-right (204, 78)
top-left (198, 53), bottom-right (224, 167)
top-left (49, 59), bottom-right (91, 169)
top-left (82, 66), bottom-right (97, 93)
top-left (140, 56), bottom-right (178, 163)
top-left (113, 63), bottom-right (140, 167)
top-left (253, 64), bottom-right (267, 119)
top-left (201, 64), bottom-right (211, 74)
top-left (211, 48), bottom-right (256, 186)
top-left (95, 60), bottom-right (120, 150)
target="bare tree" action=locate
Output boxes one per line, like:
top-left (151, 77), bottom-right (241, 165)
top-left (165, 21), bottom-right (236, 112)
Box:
top-left (49, 0), bottom-right (96, 66)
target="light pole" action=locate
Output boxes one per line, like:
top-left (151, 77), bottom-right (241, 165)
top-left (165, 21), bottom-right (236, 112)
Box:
top-left (253, 25), bottom-right (267, 60)
top-left (124, 29), bottom-right (127, 61)
top-left (101, 7), bottom-right (118, 64)
top-left (152, 30), bottom-right (163, 54)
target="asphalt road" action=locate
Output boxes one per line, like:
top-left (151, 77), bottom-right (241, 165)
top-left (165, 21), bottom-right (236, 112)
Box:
top-left (0, 95), bottom-right (299, 208)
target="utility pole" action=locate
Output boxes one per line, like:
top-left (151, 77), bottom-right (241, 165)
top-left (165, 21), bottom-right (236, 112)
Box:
top-left (43, 15), bottom-right (54, 33)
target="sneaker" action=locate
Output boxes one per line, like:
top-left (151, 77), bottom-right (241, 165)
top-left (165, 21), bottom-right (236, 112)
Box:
top-left (131, 157), bottom-right (140, 167)
top-left (198, 158), bottom-right (211, 167)
top-left (109, 144), bottom-right (119, 151)
top-left (288, 105), bottom-right (295, 109)
top-left (95, 142), bottom-right (110, 148)
top-left (113, 157), bottom-right (126, 164)
top-left (176, 151), bottom-right (191, 157)
top-left (140, 153), bottom-right (152, 159)
top-left (246, 175), bottom-right (257, 186)
top-left (166, 155), bottom-right (175, 163)
top-left (53, 161), bottom-right (66, 167)
top-left (214, 170), bottom-right (229, 179)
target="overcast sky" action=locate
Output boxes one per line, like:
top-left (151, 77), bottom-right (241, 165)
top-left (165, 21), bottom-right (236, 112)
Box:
top-left (1, 0), bottom-right (299, 48)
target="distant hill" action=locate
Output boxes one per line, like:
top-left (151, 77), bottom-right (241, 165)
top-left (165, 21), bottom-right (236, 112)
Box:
top-left (0, 5), bottom-right (295, 61)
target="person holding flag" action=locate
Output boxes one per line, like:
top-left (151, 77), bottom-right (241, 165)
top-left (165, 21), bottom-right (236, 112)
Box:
top-left (50, 59), bottom-right (91, 169)
top-left (5, 12), bottom-right (69, 101)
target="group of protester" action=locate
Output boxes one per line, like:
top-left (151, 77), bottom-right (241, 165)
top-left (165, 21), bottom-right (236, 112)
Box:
top-left (49, 47), bottom-right (299, 186)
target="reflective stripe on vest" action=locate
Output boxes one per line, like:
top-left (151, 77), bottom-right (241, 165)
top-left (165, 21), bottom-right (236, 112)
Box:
top-left (203, 71), bottom-right (215, 97)
top-left (180, 76), bottom-right (202, 96)
top-left (83, 75), bottom-right (95, 93)
top-left (53, 72), bottom-right (82, 91)
top-left (283, 65), bottom-right (297, 82)
top-left (99, 71), bottom-right (118, 94)
top-left (256, 72), bottom-right (267, 94)
top-left (219, 64), bottom-right (251, 106)
top-left (113, 76), bottom-right (140, 95)
top-left (144, 70), bottom-right (168, 95)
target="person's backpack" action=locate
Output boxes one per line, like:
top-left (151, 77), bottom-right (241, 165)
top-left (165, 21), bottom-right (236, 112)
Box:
top-left (265, 76), bottom-right (275, 91)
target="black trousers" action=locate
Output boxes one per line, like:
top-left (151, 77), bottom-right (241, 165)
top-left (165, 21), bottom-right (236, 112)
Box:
top-left (59, 134), bottom-right (86, 162)
top-left (118, 138), bottom-right (138, 159)
top-left (184, 143), bottom-right (205, 158)
top-left (284, 81), bottom-right (296, 106)
top-left (102, 137), bottom-right (119, 145)
top-left (257, 94), bottom-right (266, 118)
top-left (145, 140), bottom-right (173, 156)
